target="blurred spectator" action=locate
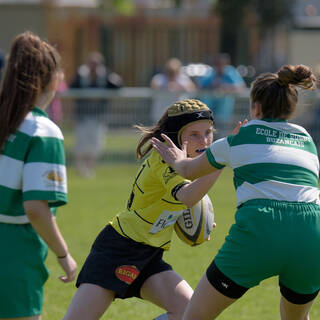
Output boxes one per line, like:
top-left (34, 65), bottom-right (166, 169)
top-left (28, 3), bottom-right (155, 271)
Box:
top-left (70, 51), bottom-right (123, 177)
top-left (47, 71), bottom-right (68, 124)
top-left (150, 57), bottom-right (196, 123)
top-left (197, 53), bottom-right (246, 132)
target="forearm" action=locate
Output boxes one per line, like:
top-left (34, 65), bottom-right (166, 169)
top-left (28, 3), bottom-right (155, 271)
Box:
top-left (177, 153), bottom-right (216, 181)
top-left (24, 200), bottom-right (69, 257)
top-left (176, 170), bottom-right (222, 207)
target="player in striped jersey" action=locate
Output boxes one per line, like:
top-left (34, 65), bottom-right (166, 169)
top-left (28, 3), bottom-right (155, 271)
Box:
top-left (0, 31), bottom-right (77, 319)
top-left (63, 99), bottom-right (224, 320)
top-left (152, 64), bottom-right (320, 320)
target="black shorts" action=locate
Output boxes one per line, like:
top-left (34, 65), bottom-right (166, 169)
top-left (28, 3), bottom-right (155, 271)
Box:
top-left (206, 261), bottom-right (319, 304)
top-left (76, 225), bottom-right (172, 299)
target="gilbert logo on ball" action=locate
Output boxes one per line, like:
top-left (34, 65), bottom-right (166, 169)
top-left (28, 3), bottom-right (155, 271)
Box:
top-left (174, 194), bottom-right (214, 246)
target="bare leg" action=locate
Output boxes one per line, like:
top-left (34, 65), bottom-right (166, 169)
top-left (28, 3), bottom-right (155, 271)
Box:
top-left (183, 274), bottom-right (238, 320)
top-left (141, 270), bottom-right (193, 320)
top-left (280, 295), bottom-right (316, 320)
top-left (63, 283), bottom-right (115, 320)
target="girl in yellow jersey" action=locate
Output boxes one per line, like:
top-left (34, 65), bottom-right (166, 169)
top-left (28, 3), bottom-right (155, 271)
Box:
top-left (64, 99), bottom-right (227, 320)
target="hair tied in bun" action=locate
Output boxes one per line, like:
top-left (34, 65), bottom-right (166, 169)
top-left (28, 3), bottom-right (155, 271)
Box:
top-left (277, 77), bottom-right (287, 87)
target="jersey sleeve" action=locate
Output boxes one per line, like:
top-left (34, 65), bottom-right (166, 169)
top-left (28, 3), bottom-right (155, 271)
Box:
top-left (22, 129), bottom-right (67, 207)
top-left (206, 137), bottom-right (230, 169)
top-left (153, 152), bottom-right (190, 202)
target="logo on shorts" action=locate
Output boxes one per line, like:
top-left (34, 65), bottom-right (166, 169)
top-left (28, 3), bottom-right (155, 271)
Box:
top-left (115, 265), bottom-right (140, 284)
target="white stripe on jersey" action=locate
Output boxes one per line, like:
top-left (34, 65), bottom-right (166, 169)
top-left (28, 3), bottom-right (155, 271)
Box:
top-left (23, 162), bottom-right (67, 193)
top-left (19, 112), bottom-right (64, 139)
top-left (0, 214), bottom-right (29, 224)
top-left (209, 137), bottom-right (230, 166)
top-left (247, 120), bottom-right (311, 136)
top-left (236, 180), bottom-right (320, 206)
top-left (0, 155), bottom-right (23, 189)
top-left (229, 144), bottom-right (319, 175)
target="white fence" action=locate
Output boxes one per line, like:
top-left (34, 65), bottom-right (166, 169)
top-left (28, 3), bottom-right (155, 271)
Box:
top-left (56, 88), bottom-right (320, 162)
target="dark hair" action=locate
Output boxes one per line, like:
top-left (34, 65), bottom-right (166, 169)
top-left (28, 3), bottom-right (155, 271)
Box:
top-left (135, 111), bottom-right (169, 160)
top-left (250, 64), bottom-right (316, 119)
top-left (0, 31), bottom-right (60, 150)
top-left (135, 99), bottom-right (214, 159)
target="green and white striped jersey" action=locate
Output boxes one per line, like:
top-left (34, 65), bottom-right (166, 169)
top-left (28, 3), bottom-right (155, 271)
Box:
top-left (206, 118), bottom-right (320, 206)
top-left (0, 107), bottom-right (67, 223)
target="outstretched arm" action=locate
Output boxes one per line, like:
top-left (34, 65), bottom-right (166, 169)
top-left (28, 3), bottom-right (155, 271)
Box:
top-left (176, 170), bottom-right (222, 207)
top-left (151, 134), bottom-right (216, 180)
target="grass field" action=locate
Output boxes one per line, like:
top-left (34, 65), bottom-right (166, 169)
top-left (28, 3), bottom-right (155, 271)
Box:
top-left (63, 128), bottom-right (140, 162)
top-left (42, 164), bottom-right (320, 319)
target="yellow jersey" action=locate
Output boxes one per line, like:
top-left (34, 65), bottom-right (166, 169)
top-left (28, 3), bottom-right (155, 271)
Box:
top-left (110, 150), bottom-right (189, 250)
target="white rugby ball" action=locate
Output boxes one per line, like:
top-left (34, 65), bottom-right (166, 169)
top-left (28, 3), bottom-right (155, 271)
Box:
top-left (174, 194), bottom-right (214, 246)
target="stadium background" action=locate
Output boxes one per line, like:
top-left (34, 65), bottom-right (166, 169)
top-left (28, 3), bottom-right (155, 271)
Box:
top-left (1, 1), bottom-right (320, 318)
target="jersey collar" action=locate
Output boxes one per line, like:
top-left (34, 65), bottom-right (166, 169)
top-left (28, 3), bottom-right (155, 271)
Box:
top-left (32, 106), bottom-right (49, 118)
top-left (261, 117), bottom-right (286, 122)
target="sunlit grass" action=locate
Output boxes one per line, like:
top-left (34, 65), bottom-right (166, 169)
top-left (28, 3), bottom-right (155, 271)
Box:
top-left (42, 165), bottom-right (320, 319)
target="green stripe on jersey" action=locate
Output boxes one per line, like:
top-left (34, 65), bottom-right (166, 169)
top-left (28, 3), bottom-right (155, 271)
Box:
top-left (1, 131), bottom-right (31, 161)
top-left (25, 137), bottom-right (65, 165)
top-left (234, 163), bottom-right (319, 189)
top-left (227, 125), bottom-right (317, 155)
top-left (0, 186), bottom-right (67, 214)
top-left (32, 106), bottom-right (49, 118)
top-left (23, 190), bottom-right (67, 207)
top-left (0, 185), bottom-right (24, 215)
top-left (206, 148), bottom-right (225, 169)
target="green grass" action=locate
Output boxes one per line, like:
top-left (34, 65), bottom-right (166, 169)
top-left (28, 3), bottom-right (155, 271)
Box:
top-left (42, 165), bottom-right (320, 319)
top-left (63, 128), bottom-right (140, 162)
top-left (63, 128), bottom-right (140, 152)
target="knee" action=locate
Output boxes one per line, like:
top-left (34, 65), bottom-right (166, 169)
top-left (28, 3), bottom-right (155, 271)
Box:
top-left (167, 305), bottom-right (188, 320)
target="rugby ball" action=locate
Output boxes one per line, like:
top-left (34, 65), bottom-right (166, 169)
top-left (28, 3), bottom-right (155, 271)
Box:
top-left (174, 194), bottom-right (214, 246)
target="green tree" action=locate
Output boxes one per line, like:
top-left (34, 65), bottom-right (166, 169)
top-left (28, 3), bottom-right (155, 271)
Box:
top-left (254, 0), bottom-right (293, 30)
top-left (214, 0), bottom-right (250, 64)
top-left (214, 0), bottom-right (296, 67)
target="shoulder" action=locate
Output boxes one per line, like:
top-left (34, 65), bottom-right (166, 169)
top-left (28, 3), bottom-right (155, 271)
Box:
top-left (197, 68), bottom-right (216, 87)
top-left (149, 149), bottom-right (177, 176)
top-left (177, 73), bottom-right (194, 85)
top-left (150, 73), bottom-right (167, 88)
top-left (19, 112), bottom-right (64, 140)
top-left (224, 65), bottom-right (237, 72)
top-left (226, 120), bottom-right (258, 146)
top-left (223, 65), bottom-right (244, 80)
top-left (286, 122), bottom-right (311, 136)
top-left (150, 149), bottom-right (189, 184)
top-left (148, 149), bottom-right (167, 168)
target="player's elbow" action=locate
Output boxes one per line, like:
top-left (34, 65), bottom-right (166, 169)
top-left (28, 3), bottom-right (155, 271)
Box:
top-left (24, 200), bottom-right (49, 220)
top-left (182, 198), bottom-right (198, 208)
top-left (176, 190), bottom-right (199, 208)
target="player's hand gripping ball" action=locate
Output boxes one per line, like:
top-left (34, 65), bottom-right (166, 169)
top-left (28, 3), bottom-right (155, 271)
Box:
top-left (174, 194), bottom-right (214, 246)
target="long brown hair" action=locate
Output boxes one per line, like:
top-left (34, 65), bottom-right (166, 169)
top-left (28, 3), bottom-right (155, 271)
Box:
top-left (135, 111), bottom-right (169, 160)
top-left (250, 64), bottom-right (316, 119)
top-left (0, 31), bottom-right (60, 150)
